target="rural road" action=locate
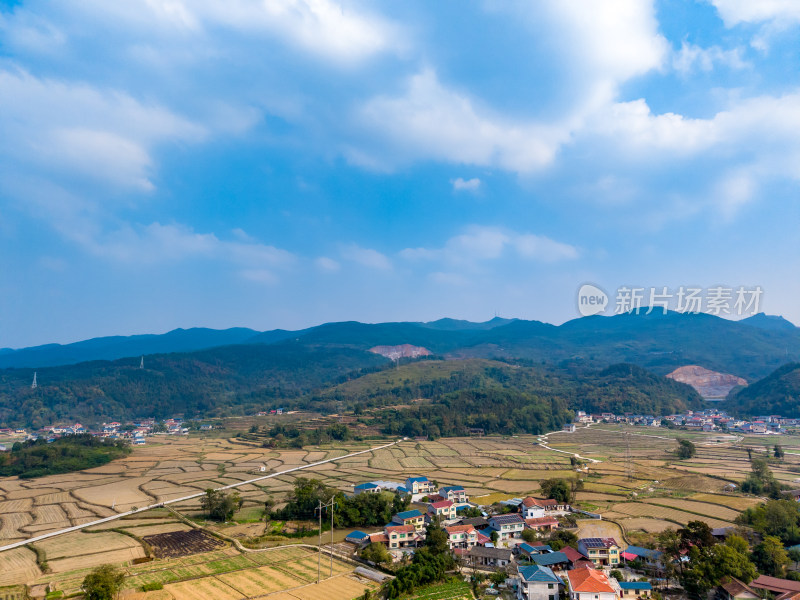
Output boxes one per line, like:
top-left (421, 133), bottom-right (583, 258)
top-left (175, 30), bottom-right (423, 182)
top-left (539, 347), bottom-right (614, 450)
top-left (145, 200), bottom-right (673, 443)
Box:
top-left (0, 438), bottom-right (403, 554)
top-left (536, 428), bottom-right (602, 464)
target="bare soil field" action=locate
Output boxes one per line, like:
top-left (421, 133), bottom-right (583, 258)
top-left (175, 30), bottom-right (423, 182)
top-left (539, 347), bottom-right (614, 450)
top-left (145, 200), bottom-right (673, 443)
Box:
top-left (143, 529), bottom-right (227, 558)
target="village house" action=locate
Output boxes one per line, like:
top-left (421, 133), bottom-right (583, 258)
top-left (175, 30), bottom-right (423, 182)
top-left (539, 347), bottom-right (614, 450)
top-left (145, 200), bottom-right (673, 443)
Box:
top-left (717, 577), bottom-right (760, 600)
top-left (385, 525), bottom-right (421, 549)
top-left (489, 513), bottom-right (525, 540)
top-left (467, 546), bottom-right (514, 569)
top-left (427, 500), bottom-right (457, 520)
top-left (517, 565), bottom-right (564, 600)
top-left (560, 546), bottom-right (594, 570)
top-left (353, 482), bottom-right (382, 495)
top-left (444, 524), bottom-right (478, 550)
top-left (578, 538), bottom-right (621, 567)
top-left (566, 568), bottom-right (620, 600)
top-left (528, 551), bottom-right (570, 571)
top-left (391, 509), bottom-right (425, 531)
top-left (525, 517), bottom-right (559, 532)
top-left (405, 476), bottom-right (436, 495)
top-left (619, 581), bottom-right (653, 598)
top-left (439, 485), bottom-right (468, 503)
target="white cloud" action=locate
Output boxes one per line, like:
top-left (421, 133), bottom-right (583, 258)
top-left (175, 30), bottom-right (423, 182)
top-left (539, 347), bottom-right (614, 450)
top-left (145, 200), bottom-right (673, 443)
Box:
top-left (62, 0), bottom-right (400, 65)
top-left (315, 256), bottom-right (341, 271)
top-left (340, 244), bottom-right (392, 270)
top-left (0, 68), bottom-right (203, 191)
top-left (400, 226), bottom-right (578, 266)
top-left (672, 41), bottom-right (749, 74)
top-left (357, 69), bottom-right (565, 173)
top-left (451, 177), bottom-right (481, 192)
top-left (710, 0), bottom-right (800, 26)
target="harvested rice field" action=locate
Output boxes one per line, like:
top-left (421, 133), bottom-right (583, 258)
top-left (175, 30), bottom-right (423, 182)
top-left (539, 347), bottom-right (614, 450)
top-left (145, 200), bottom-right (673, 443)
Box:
top-left (0, 423), bottom-right (791, 591)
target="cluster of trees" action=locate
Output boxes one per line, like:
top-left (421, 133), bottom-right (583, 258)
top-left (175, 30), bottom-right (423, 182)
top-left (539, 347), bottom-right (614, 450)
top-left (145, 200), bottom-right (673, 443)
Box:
top-left (200, 489), bottom-right (243, 521)
top-left (727, 363), bottom-right (800, 418)
top-left (658, 522), bottom-right (756, 598)
top-left (384, 522), bottom-right (455, 599)
top-left (539, 478), bottom-right (582, 504)
top-left (740, 458), bottom-right (786, 499)
top-left (658, 519), bottom-right (800, 598)
top-left (676, 439), bottom-right (696, 459)
top-left (0, 434), bottom-right (131, 478)
top-left (241, 423), bottom-right (354, 449)
top-left (270, 478), bottom-right (410, 529)
top-left (738, 499), bottom-right (800, 545)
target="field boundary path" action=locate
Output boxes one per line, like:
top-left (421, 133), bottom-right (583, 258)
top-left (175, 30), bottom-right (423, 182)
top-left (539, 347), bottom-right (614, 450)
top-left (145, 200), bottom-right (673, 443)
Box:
top-left (0, 438), bottom-right (402, 554)
top-left (537, 426), bottom-right (603, 464)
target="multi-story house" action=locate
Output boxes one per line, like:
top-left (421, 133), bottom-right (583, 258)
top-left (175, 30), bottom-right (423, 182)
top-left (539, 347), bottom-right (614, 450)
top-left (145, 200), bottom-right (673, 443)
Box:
top-left (391, 509), bottom-right (426, 531)
top-left (405, 476), bottom-right (436, 495)
top-left (427, 500), bottom-right (457, 520)
top-left (439, 485), bottom-right (468, 503)
top-left (489, 514), bottom-right (525, 540)
top-left (444, 524), bottom-right (478, 549)
top-left (385, 525), bottom-right (421, 549)
top-left (578, 537), bottom-right (621, 566)
top-left (566, 568), bottom-right (620, 600)
top-left (517, 565), bottom-right (564, 600)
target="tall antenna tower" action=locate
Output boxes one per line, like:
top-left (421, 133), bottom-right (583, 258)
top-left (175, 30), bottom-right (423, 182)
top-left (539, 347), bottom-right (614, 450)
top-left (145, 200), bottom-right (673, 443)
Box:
top-left (625, 431), bottom-right (634, 481)
top-left (31, 372), bottom-right (38, 389)
top-left (140, 356), bottom-right (144, 369)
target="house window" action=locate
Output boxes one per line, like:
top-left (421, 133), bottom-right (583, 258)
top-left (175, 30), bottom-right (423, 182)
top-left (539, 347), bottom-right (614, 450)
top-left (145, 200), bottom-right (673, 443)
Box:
top-left (548, 584), bottom-right (554, 589)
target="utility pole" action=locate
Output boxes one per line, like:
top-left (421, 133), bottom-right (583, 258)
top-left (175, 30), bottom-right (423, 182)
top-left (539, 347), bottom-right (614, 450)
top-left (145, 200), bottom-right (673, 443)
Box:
top-left (315, 497), bottom-right (337, 582)
top-left (315, 500), bottom-right (323, 583)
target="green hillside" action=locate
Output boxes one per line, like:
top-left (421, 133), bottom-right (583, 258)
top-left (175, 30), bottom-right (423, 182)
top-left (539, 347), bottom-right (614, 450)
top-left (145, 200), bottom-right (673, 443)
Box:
top-left (725, 362), bottom-right (800, 417)
top-left (312, 359), bottom-right (702, 438)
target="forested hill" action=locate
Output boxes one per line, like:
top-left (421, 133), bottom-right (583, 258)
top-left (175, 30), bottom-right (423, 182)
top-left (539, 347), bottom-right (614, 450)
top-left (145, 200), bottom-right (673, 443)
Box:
top-left (2, 312), bottom-right (798, 382)
top-left (725, 362), bottom-right (800, 417)
top-left (0, 343), bottom-right (388, 428)
top-left (0, 348), bottom-right (702, 430)
top-left (343, 360), bottom-right (700, 438)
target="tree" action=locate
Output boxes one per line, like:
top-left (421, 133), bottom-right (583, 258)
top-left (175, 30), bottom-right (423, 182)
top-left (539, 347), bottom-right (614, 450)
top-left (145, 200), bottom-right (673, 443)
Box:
top-left (490, 530), bottom-right (499, 544)
top-left (738, 499), bottom-right (800, 545)
top-left (540, 478), bottom-right (572, 503)
top-left (681, 542), bottom-right (757, 598)
top-left (424, 522), bottom-right (449, 555)
top-left (678, 521), bottom-right (715, 550)
top-left (82, 564), bottom-right (125, 600)
top-left (521, 528), bottom-right (538, 543)
top-left (724, 534), bottom-right (750, 556)
top-left (200, 489), bottom-right (239, 521)
top-left (361, 542), bottom-right (391, 566)
top-left (751, 535), bottom-right (790, 577)
top-left (775, 444), bottom-right (785, 459)
top-left (676, 439), bottom-right (696, 459)
top-left (548, 529), bottom-right (578, 551)
top-left (741, 459), bottom-right (784, 499)
top-left (609, 570), bottom-right (624, 582)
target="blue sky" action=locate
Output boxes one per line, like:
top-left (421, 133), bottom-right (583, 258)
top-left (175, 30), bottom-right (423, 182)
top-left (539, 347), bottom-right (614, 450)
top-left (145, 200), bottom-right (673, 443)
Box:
top-left (1, 0), bottom-right (799, 347)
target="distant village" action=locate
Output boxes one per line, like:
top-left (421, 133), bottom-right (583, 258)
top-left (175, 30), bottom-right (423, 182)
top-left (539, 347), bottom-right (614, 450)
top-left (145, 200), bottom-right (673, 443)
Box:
top-left (571, 409), bottom-right (799, 435)
top-left (0, 417), bottom-right (212, 450)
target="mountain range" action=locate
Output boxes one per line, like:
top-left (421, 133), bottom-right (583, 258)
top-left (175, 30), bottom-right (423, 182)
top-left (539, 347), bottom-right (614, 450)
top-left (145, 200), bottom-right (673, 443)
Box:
top-left (1, 311), bottom-right (798, 428)
top-left (2, 312), bottom-right (797, 380)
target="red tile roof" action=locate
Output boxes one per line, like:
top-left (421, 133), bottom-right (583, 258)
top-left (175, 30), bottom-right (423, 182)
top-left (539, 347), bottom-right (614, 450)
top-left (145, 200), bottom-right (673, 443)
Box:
top-left (567, 568), bottom-right (615, 593)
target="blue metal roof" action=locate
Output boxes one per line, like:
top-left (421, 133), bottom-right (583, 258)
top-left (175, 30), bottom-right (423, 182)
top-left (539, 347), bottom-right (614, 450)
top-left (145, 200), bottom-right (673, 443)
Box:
top-left (518, 565), bottom-right (563, 584)
top-left (346, 530), bottom-right (368, 540)
top-left (407, 477), bottom-right (428, 483)
top-left (441, 485), bottom-right (465, 492)
top-left (619, 582), bottom-right (653, 590)
top-left (530, 551), bottom-right (569, 567)
top-left (520, 543), bottom-right (552, 554)
top-left (395, 509), bottom-right (423, 519)
top-left (354, 482), bottom-right (379, 489)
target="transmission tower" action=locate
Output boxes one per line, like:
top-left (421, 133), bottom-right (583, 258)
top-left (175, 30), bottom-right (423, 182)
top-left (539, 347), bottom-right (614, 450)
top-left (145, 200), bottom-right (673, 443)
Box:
top-left (31, 372), bottom-right (38, 389)
top-left (625, 431), bottom-right (634, 481)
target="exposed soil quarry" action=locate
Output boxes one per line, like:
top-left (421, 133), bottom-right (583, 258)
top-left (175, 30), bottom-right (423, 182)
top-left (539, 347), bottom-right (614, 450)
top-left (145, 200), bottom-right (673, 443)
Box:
top-left (666, 365), bottom-right (747, 398)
